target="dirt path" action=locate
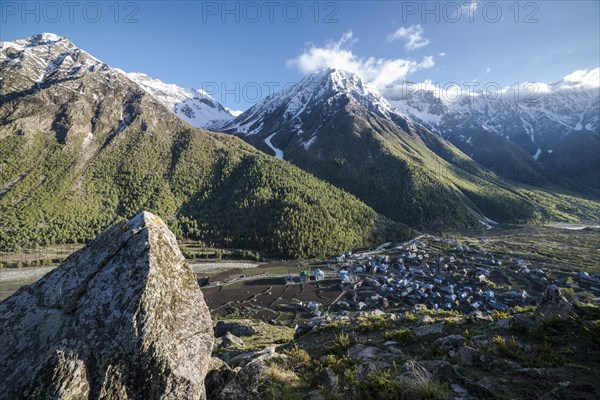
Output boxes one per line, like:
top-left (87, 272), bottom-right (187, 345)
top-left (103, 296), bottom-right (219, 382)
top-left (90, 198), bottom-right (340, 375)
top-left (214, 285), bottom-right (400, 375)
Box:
top-left (1, 261), bottom-right (262, 301)
top-left (0, 266), bottom-right (56, 300)
top-left (189, 261), bottom-right (260, 273)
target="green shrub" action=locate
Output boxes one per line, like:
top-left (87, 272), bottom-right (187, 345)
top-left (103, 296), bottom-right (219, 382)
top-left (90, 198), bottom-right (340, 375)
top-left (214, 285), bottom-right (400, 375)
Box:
top-left (382, 329), bottom-right (415, 344)
top-left (492, 336), bottom-right (522, 359)
top-left (360, 363), bottom-right (451, 400)
top-left (283, 345), bottom-right (312, 372)
top-left (315, 321), bottom-right (348, 333)
top-left (356, 315), bottom-right (394, 332)
top-left (403, 313), bottom-right (418, 323)
top-left (360, 369), bottom-right (405, 400)
top-left (329, 332), bottom-right (353, 356)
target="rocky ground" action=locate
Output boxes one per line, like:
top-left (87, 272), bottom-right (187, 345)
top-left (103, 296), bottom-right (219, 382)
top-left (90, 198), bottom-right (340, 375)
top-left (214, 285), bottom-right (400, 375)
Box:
top-left (1, 222), bottom-right (598, 399)
top-left (206, 289), bottom-right (600, 400)
top-left (203, 226), bottom-right (600, 399)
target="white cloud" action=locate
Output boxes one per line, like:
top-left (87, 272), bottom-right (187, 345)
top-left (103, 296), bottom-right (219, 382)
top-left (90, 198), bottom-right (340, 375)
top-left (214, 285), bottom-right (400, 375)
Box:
top-left (463, 1), bottom-right (479, 14)
top-left (450, 1), bottom-right (480, 19)
top-left (499, 82), bottom-right (553, 98)
top-left (439, 52), bottom-right (446, 57)
top-left (559, 68), bottom-right (600, 89)
top-left (387, 24), bottom-right (430, 51)
top-left (486, 67), bottom-right (491, 73)
top-left (496, 69), bottom-right (599, 98)
top-left (287, 31), bottom-right (435, 91)
top-left (384, 67), bottom-right (597, 105)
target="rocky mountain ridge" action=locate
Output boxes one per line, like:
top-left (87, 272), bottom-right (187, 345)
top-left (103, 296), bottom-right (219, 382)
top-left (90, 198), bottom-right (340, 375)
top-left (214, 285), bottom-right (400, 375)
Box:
top-left (127, 72), bottom-right (234, 130)
top-left (0, 33), bottom-right (387, 259)
top-left (218, 68), bottom-right (599, 229)
top-left (388, 71), bottom-right (600, 189)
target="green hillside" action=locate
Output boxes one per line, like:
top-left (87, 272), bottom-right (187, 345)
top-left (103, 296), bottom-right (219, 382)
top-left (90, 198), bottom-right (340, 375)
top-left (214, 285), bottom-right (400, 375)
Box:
top-left (0, 72), bottom-right (407, 259)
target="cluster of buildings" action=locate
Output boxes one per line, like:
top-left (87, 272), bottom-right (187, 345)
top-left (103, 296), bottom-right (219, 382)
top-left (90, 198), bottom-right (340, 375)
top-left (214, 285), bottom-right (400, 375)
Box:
top-left (284, 269), bottom-right (325, 284)
top-left (279, 236), bottom-right (598, 317)
top-left (330, 239), bottom-right (538, 314)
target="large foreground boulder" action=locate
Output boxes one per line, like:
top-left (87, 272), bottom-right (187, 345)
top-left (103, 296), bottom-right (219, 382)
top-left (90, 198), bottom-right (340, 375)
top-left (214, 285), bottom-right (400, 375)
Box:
top-left (0, 212), bottom-right (214, 399)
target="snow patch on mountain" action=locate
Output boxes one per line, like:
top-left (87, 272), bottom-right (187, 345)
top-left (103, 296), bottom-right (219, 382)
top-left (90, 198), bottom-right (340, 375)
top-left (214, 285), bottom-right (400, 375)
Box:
top-left (226, 107), bottom-right (244, 117)
top-left (126, 72), bottom-right (234, 129)
top-left (265, 132), bottom-right (284, 159)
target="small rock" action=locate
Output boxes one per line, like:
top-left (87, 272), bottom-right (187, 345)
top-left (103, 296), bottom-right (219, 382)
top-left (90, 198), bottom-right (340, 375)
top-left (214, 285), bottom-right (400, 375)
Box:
top-left (206, 358), bottom-right (235, 398)
top-left (219, 332), bottom-right (244, 348)
top-left (421, 360), bottom-right (495, 399)
top-left (455, 346), bottom-right (481, 367)
top-left (214, 320), bottom-right (257, 337)
top-left (471, 335), bottom-right (489, 347)
top-left (213, 357), bottom-right (270, 400)
top-left (348, 344), bottom-right (382, 361)
top-left (443, 316), bottom-right (466, 325)
top-left (451, 383), bottom-right (469, 395)
top-left (516, 367), bottom-right (547, 379)
top-left (496, 318), bottom-right (510, 329)
top-left (511, 313), bottom-right (534, 328)
top-left (419, 315), bottom-right (435, 325)
top-left (436, 334), bottom-right (467, 352)
top-left (413, 322), bottom-right (444, 336)
top-left (470, 310), bottom-right (493, 323)
top-left (490, 358), bottom-right (522, 370)
top-left (534, 285), bottom-right (574, 323)
top-left (224, 346), bottom-right (276, 368)
top-left (357, 362), bottom-right (378, 381)
top-left (313, 367), bottom-right (338, 390)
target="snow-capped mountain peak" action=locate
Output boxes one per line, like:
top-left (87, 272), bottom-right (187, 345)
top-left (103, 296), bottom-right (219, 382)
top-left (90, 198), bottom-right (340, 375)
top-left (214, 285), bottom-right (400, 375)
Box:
top-left (217, 68), bottom-right (412, 160)
top-left (126, 72), bottom-right (234, 130)
top-left (222, 68), bottom-right (396, 135)
top-left (326, 68), bottom-right (396, 117)
top-left (0, 32), bottom-right (106, 92)
top-left (0, 33), bottom-right (234, 131)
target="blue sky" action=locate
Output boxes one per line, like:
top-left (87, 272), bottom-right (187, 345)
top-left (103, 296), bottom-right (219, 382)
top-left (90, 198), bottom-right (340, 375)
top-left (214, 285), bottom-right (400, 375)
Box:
top-left (2, 0), bottom-right (599, 110)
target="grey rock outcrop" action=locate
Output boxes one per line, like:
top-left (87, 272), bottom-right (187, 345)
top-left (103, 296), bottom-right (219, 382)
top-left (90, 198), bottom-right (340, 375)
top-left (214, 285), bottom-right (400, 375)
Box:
top-left (212, 357), bottom-right (271, 400)
top-left (534, 285), bottom-right (574, 323)
top-left (436, 334), bottom-right (467, 352)
top-left (313, 367), bottom-right (338, 390)
top-left (214, 320), bottom-right (257, 337)
top-left (413, 322), bottom-right (444, 336)
top-left (0, 212), bottom-right (214, 400)
top-left (455, 346), bottom-right (481, 367)
top-left (205, 358), bottom-right (235, 398)
top-left (219, 332), bottom-right (245, 348)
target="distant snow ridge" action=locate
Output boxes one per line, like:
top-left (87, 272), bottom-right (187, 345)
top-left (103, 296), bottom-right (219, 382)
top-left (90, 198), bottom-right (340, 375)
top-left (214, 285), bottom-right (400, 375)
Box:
top-left (222, 67), bottom-right (398, 135)
top-left (388, 70), bottom-right (600, 142)
top-left (127, 72), bottom-right (234, 129)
